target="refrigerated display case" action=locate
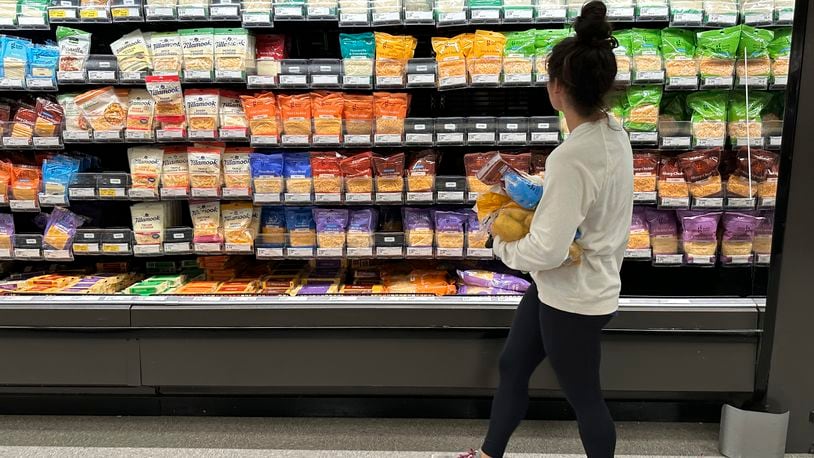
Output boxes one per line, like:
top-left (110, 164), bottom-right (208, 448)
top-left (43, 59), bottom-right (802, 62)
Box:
top-left (0, 0), bottom-right (809, 432)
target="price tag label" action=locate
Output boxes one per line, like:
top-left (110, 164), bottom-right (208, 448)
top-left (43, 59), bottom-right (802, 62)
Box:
top-left (14, 248), bottom-right (41, 259)
top-left (668, 76), bottom-right (698, 88)
top-left (125, 130), bottom-right (154, 141)
top-left (376, 76), bottom-right (403, 87)
top-left (406, 246), bottom-right (433, 257)
top-left (633, 192), bottom-right (657, 203)
top-left (99, 187), bottom-right (126, 198)
top-left (376, 246), bottom-right (403, 257)
top-left (164, 242), bottom-right (192, 253)
top-left (69, 188), bottom-right (95, 199)
top-left (339, 12), bottom-right (368, 23)
top-left (760, 197), bottom-right (776, 208)
top-left (345, 193), bottom-right (372, 203)
top-left (33, 137), bottom-right (60, 148)
top-left (102, 243), bottom-right (130, 254)
top-left (72, 243), bottom-right (99, 253)
top-left (615, 72), bottom-right (631, 83)
top-left (311, 74), bottom-right (339, 86)
top-left (317, 247), bottom-right (343, 257)
top-left (111, 6), bottom-right (140, 18)
top-left (49, 8), bottom-right (76, 20)
top-left (284, 193), bottom-right (311, 203)
top-left (407, 73), bottom-right (435, 85)
top-left (179, 6), bottom-right (207, 17)
top-left (17, 15), bottom-right (47, 26)
top-left (739, 76), bottom-right (769, 87)
top-left (655, 254), bottom-right (683, 265)
top-left (703, 76), bottom-right (734, 88)
top-left (279, 74), bottom-right (308, 86)
top-left (672, 11), bottom-right (702, 24)
top-left (10, 200), bottom-right (37, 211)
top-left (134, 244), bottom-right (162, 256)
top-left (225, 243), bottom-right (253, 253)
top-left (404, 9), bottom-right (433, 21)
top-left (467, 248), bottom-right (493, 258)
top-left (94, 130), bottom-right (122, 141)
top-left (696, 137), bottom-right (725, 148)
top-left (439, 75), bottom-right (467, 88)
top-left (194, 242), bottom-right (222, 253)
top-left (281, 135), bottom-right (310, 145)
top-left (88, 69), bottom-right (117, 80)
top-left (39, 194), bottom-right (67, 206)
top-left (286, 247), bottom-right (314, 258)
top-left (537, 7), bottom-right (566, 20)
top-left (471, 8), bottom-right (500, 20)
top-left (471, 74), bottom-right (500, 85)
top-left (688, 256), bottom-right (715, 265)
top-left (504, 73), bottom-right (532, 84)
top-left (629, 132), bottom-right (658, 143)
top-left (375, 134), bottom-right (402, 145)
top-left (693, 197), bottom-right (723, 208)
top-left (661, 136), bottom-right (691, 148)
top-left (436, 247), bottom-right (463, 258)
top-left (467, 132), bottom-right (496, 144)
top-left (625, 249), bottom-right (652, 259)
top-left (63, 130), bottom-right (91, 141)
top-left (639, 6), bottom-right (668, 18)
top-left (375, 193), bottom-right (402, 203)
top-left (635, 71), bottom-right (664, 82)
top-left (438, 11), bottom-right (466, 23)
top-left (343, 134), bottom-right (372, 145)
top-left (160, 187), bottom-right (189, 199)
top-left (504, 8), bottom-right (533, 20)
top-left (211, 5), bottom-right (239, 17)
top-left (191, 188), bottom-right (219, 198)
top-left (250, 135), bottom-right (279, 146)
top-left (607, 6), bottom-right (634, 18)
top-left (437, 191), bottom-right (464, 202)
top-left (315, 193), bottom-right (341, 203)
top-left (372, 11), bottom-right (400, 23)
top-left (256, 247), bottom-right (284, 258)
top-left (436, 132), bottom-right (465, 144)
top-left (156, 130), bottom-right (185, 141)
top-left (406, 192), bottom-right (433, 202)
top-left (127, 188), bottom-right (156, 200)
top-left (310, 135), bottom-right (340, 146)
top-left (307, 6), bottom-right (333, 16)
top-left (4, 137), bottom-right (31, 147)
top-left (253, 193), bottom-right (281, 203)
top-left (499, 132), bottom-right (527, 144)
top-left (346, 247), bottom-right (373, 257)
top-left (531, 132), bottom-right (559, 143)
top-left (189, 129), bottom-right (217, 140)
top-left (222, 187), bottom-right (250, 198)
top-left (660, 197), bottom-right (690, 208)
top-left (405, 133), bottom-right (433, 144)
top-left (756, 253), bottom-right (772, 264)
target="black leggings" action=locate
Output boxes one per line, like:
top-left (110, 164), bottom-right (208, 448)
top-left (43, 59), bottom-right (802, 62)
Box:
top-left (482, 283), bottom-right (616, 458)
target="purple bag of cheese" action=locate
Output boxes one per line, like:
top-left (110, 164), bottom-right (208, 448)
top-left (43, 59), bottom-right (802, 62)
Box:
top-left (456, 269), bottom-right (530, 292)
top-left (313, 208), bottom-right (349, 249)
top-left (403, 207), bottom-right (433, 247)
top-left (434, 210), bottom-right (467, 248)
top-left (678, 211), bottom-right (722, 257)
top-left (644, 208), bottom-right (679, 255)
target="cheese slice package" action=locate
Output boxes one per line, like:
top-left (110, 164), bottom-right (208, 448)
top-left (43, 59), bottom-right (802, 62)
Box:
top-left (110, 29), bottom-right (152, 73)
top-left (190, 201), bottom-right (223, 243)
top-left (130, 202), bottom-right (167, 245)
top-left (128, 146), bottom-right (164, 192)
top-left (43, 207), bottom-right (87, 251)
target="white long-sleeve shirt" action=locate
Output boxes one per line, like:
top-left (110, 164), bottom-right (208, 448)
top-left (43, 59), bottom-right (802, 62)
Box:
top-left (493, 116), bottom-right (633, 315)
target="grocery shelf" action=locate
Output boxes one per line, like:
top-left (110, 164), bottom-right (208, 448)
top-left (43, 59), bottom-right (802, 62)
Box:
top-left (0, 294), bottom-right (762, 332)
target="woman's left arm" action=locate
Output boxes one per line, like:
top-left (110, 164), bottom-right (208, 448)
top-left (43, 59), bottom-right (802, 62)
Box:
top-left (492, 153), bottom-right (598, 272)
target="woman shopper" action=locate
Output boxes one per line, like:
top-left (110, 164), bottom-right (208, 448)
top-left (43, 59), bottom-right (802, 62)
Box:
top-left (458, 2), bottom-right (633, 457)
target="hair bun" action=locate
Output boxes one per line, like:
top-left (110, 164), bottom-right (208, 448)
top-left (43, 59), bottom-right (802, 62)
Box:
top-left (574, 1), bottom-right (614, 48)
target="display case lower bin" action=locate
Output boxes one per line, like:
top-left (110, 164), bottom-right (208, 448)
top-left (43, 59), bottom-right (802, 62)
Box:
top-left (98, 174), bottom-right (130, 200)
top-left (101, 230), bottom-right (133, 255)
top-left (435, 117), bottom-right (466, 144)
top-left (529, 116), bottom-right (560, 144)
top-left (375, 232), bottom-right (404, 258)
top-left (498, 117), bottom-right (529, 145)
top-left (163, 228), bottom-right (194, 255)
top-left (404, 118), bottom-right (435, 145)
top-left (72, 229), bottom-right (101, 255)
top-left (86, 55), bottom-right (118, 83)
top-left (279, 60), bottom-right (310, 88)
top-left (68, 174), bottom-right (98, 200)
top-left (406, 59), bottom-right (437, 87)
top-left (13, 235), bottom-right (43, 260)
top-left (435, 176), bottom-right (466, 203)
